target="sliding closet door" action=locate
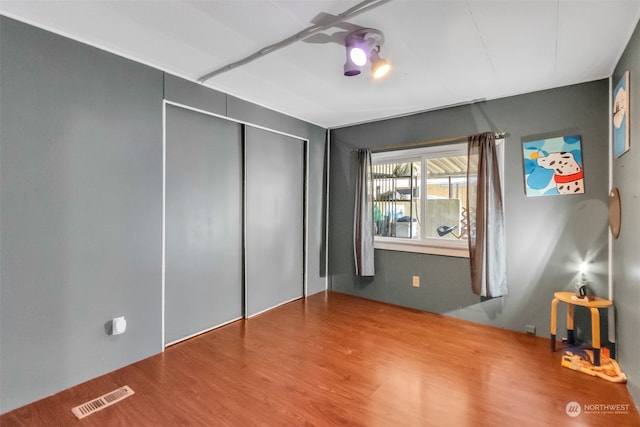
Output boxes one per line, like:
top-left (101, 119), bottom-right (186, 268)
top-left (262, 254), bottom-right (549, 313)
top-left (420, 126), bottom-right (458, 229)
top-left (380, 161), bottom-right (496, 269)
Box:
top-left (245, 127), bottom-right (304, 317)
top-left (165, 105), bottom-right (243, 345)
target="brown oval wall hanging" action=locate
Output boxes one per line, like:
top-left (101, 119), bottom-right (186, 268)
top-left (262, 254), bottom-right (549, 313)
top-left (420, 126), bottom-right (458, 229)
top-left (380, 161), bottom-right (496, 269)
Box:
top-left (609, 187), bottom-right (621, 238)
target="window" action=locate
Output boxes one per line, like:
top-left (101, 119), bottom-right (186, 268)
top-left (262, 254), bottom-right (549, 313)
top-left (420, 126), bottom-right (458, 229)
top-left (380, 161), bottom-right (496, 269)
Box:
top-left (371, 141), bottom-right (503, 257)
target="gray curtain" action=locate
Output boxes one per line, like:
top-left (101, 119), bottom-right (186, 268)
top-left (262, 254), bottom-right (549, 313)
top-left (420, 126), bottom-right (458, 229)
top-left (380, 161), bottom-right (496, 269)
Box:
top-left (467, 133), bottom-right (507, 297)
top-left (354, 148), bottom-right (375, 276)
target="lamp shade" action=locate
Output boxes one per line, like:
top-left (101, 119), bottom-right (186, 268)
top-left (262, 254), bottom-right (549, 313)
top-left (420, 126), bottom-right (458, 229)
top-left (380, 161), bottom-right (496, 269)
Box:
top-left (370, 50), bottom-right (391, 79)
top-left (348, 46), bottom-right (368, 66)
top-left (344, 49), bottom-right (362, 76)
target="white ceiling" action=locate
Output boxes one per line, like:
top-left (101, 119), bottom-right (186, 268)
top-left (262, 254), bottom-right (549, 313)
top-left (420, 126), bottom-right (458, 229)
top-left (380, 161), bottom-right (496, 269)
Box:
top-left (1, 1), bottom-right (639, 128)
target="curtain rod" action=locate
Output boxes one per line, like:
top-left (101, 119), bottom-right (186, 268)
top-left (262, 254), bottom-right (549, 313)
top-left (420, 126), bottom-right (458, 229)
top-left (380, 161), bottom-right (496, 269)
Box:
top-left (352, 131), bottom-right (506, 153)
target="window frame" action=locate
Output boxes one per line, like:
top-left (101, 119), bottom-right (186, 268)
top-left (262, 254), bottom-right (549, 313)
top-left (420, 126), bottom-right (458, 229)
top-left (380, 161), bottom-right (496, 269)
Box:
top-left (371, 140), bottom-right (504, 258)
top-left (372, 143), bottom-right (468, 257)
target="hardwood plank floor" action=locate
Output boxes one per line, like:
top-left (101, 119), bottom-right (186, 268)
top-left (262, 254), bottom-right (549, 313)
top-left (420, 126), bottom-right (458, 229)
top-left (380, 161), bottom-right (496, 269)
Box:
top-left (2, 291), bottom-right (639, 426)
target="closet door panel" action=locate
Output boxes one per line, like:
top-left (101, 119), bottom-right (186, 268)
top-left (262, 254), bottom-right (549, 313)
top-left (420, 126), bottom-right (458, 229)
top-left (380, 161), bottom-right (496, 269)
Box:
top-left (245, 127), bottom-right (304, 316)
top-left (165, 105), bottom-right (243, 344)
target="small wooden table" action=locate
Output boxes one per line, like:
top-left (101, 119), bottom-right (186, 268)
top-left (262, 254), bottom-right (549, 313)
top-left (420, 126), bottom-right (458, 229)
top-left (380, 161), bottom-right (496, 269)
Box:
top-left (550, 291), bottom-right (612, 366)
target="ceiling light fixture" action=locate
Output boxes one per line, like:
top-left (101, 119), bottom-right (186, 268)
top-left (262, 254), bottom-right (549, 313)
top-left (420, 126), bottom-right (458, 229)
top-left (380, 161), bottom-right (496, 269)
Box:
top-left (197, 0), bottom-right (393, 83)
top-left (343, 28), bottom-right (391, 79)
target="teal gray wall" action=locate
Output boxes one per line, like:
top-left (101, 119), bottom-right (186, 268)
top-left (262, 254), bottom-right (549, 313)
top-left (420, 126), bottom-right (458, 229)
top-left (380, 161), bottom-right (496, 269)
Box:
top-left (0, 16), bottom-right (327, 413)
top-left (612, 19), bottom-right (640, 405)
top-left (329, 80), bottom-right (610, 344)
top-left (0, 16), bottom-right (164, 413)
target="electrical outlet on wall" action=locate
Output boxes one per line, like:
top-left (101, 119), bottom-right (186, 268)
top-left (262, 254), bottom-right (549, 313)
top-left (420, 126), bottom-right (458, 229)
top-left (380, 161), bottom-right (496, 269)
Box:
top-left (412, 276), bottom-right (420, 287)
top-left (112, 316), bottom-right (127, 335)
top-left (525, 325), bottom-right (536, 335)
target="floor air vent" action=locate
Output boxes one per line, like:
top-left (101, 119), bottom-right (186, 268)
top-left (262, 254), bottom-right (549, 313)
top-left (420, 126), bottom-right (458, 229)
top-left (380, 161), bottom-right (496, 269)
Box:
top-left (71, 385), bottom-right (135, 419)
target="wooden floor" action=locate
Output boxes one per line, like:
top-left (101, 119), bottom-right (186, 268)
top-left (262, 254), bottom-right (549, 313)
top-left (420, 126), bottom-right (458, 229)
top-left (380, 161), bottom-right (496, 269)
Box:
top-left (2, 291), bottom-right (639, 426)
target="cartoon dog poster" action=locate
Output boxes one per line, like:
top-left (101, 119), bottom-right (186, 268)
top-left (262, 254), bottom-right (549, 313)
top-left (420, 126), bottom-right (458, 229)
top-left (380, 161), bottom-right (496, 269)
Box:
top-left (613, 71), bottom-right (630, 158)
top-left (522, 135), bottom-right (585, 197)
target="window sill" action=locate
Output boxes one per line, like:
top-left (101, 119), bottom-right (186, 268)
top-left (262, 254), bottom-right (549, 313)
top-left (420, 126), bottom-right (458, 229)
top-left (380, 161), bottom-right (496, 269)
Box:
top-left (374, 237), bottom-right (469, 258)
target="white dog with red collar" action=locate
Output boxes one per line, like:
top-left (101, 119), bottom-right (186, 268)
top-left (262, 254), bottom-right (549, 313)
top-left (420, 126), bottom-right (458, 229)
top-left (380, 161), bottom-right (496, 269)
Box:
top-left (537, 152), bottom-right (584, 194)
